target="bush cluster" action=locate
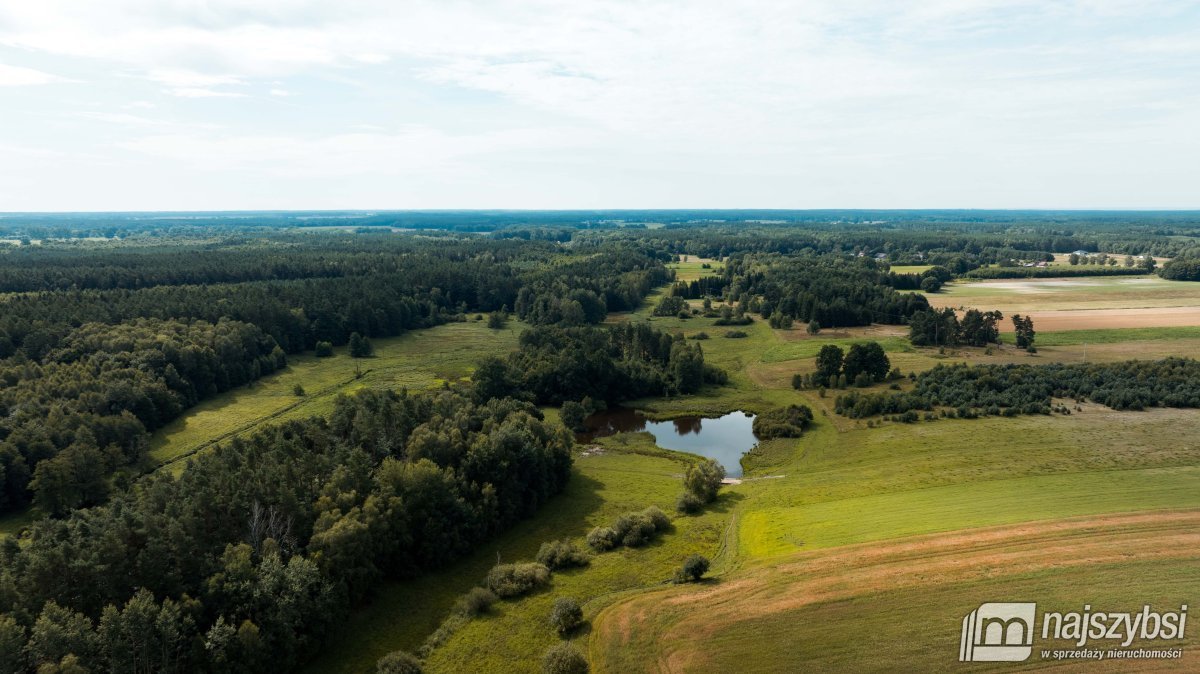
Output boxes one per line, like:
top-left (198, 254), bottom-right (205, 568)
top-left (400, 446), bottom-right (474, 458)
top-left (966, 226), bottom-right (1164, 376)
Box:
top-left (485, 563), bottom-right (553, 599)
top-left (752, 404), bottom-right (813, 439)
top-left (536, 539), bottom-right (591, 570)
top-left (586, 506), bottom-right (671, 551)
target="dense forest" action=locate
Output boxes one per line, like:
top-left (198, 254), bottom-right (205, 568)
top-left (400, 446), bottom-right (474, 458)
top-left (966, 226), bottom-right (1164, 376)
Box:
top-left (723, 254), bottom-right (931, 327)
top-left (473, 323), bottom-right (723, 405)
top-left (0, 389), bottom-right (572, 673)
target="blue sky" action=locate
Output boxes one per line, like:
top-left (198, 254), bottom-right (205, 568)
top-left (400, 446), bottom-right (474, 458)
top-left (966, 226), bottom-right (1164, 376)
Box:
top-left (1, 1), bottom-right (1198, 210)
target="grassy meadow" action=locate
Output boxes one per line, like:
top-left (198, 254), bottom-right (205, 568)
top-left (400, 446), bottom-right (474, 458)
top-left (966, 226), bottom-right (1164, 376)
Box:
top-left (148, 319), bottom-right (524, 472)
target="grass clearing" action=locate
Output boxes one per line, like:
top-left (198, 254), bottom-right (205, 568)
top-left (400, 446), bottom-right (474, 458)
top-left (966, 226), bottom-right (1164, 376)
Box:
top-left (148, 320), bottom-right (524, 471)
top-left (889, 264), bottom-right (934, 274)
top-left (670, 256), bottom-right (723, 282)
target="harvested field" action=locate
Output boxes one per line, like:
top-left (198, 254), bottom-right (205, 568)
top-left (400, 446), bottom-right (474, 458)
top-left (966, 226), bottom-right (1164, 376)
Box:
top-left (998, 306), bottom-right (1200, 332)
top-left (590, 511), bottom-right (1200, 673)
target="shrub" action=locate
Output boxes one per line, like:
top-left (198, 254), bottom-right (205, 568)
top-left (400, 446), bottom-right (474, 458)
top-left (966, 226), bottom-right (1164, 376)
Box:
top-left (675, 491), bottom-right (703, 514)
top-left (612, 513), bottom-right (656, 547)
top-left (377, 650), bottom-right (423, 674)
top-left (485, 562), bottom-right (551, 598)
top-left (315, 341), bottom-right (334, 357)
top-left (690, 332), bottom-right (709, 340)
top-left (536, 539), bottom-right (590, 570)
top-left (723, 330), bottom-right (748, 338)
top-left (453, 587), bottom-right (498, 617)
top-left (653, 295), bottom-right (688, 317)
top-left (791, 373), bottom-right (804, 390)
top-left (807, 320), bottom-right (821, 335)
top-left (675, 554), bottom-right (710, 583)
top-left (586, 526), bottom-right (618, 552)
top-left (683, 459), bottom-right (725, 503)
top-left (560, 401), bottom-right (586, 432)
top-left (549, 597), bottom-right (584, 635)
top-left (292, 384), bottom-right (306, 396)
top-left (703, 364), bottom-right (729, 385)
top-left (487, 311), bottom-right (507, 329)
top-left (752, 404), bottom-right (814, 439)
top-left (641, 506), bottom-right (671, 531)
top-left (854, 372), bottom-right (872, 388)
top-left (542, 643), bottom-right (589, 674)
top-left (349, 332), bottom-right (374, 357)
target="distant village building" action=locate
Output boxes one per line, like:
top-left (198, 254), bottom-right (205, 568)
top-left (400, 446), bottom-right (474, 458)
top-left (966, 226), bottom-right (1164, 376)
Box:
top-left (1072, 249), bottom-right (1089, 256)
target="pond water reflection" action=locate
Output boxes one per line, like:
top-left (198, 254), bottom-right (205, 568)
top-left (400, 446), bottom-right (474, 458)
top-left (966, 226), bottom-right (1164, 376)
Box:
top-left (580, 408), bottom-right (758, 477)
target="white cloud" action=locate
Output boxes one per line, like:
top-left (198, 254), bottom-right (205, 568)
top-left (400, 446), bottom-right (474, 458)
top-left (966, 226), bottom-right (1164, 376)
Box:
top-left (0, 0), bottom-right (1197, 208)
top-left (0, 63), bottom-right (68, 86)
top-left (71, 111), bottom-right (221, 130)
top-left (166, 87), bottom-right (245, 98)
top-left (116, 125), bottom-right (592, 178)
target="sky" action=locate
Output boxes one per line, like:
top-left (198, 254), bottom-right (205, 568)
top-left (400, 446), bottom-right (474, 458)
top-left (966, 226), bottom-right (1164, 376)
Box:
top-left (1, 0), bottom-right (1198, 211)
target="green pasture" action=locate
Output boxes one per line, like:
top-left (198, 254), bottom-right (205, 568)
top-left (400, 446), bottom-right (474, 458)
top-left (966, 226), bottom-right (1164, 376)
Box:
top-left (148, 320), bottom-right (524, 471)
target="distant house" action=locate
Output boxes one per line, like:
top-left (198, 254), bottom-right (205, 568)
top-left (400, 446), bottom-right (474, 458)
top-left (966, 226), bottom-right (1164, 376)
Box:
top-left (1072, 249), bottom-right (1089, 256)
top-left (874, 253), bottom-right (887, 260)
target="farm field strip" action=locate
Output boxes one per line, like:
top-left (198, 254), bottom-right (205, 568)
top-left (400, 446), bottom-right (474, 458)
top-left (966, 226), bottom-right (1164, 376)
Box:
top-left (590, 512), bottom-right (1200, 673)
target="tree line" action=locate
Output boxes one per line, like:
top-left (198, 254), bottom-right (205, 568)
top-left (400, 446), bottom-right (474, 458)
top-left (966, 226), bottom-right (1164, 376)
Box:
top-left (0, 319), bottom-right (285, 515)
top-left (472, 323), bottom-right (725, 406)
top-left (835, 358), bottom-right (1200, 419)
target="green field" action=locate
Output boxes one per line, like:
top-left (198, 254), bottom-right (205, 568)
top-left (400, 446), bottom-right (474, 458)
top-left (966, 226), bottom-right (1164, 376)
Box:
top-left (579, 280), bottom-right (1200, 671)
top-left (671, 256), bottom-right (723, 282)
top-left (148, 320), bottom-right (524, 471)
top-left (889, 264), bottom-right (934, 274)
top-left (1034, 326), bottom-right (1200, 345)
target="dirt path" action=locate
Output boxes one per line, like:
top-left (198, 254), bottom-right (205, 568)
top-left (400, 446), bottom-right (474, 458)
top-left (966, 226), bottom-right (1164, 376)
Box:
top-left (589, 510), bottom-right (1200, 673)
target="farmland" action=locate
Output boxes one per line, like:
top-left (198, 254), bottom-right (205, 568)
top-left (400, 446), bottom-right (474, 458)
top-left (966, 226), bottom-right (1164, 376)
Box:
top-left (929, 275), bottom-right (1200, 331)
top-left (294, 260), bottom-right (1200, 672)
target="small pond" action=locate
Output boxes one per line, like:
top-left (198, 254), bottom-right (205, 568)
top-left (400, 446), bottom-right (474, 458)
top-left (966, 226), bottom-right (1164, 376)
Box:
top-left (580, 408), bottom-right (758, 477)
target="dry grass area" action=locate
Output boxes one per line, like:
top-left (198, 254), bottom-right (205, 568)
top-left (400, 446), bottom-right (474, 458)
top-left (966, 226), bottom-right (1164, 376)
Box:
top-left (590, 511), bottom-right (1200, 673)
top-left (998, 306), bottom-right (1200, 332)
top-left (926, 275), bottom-right (1200, 331)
